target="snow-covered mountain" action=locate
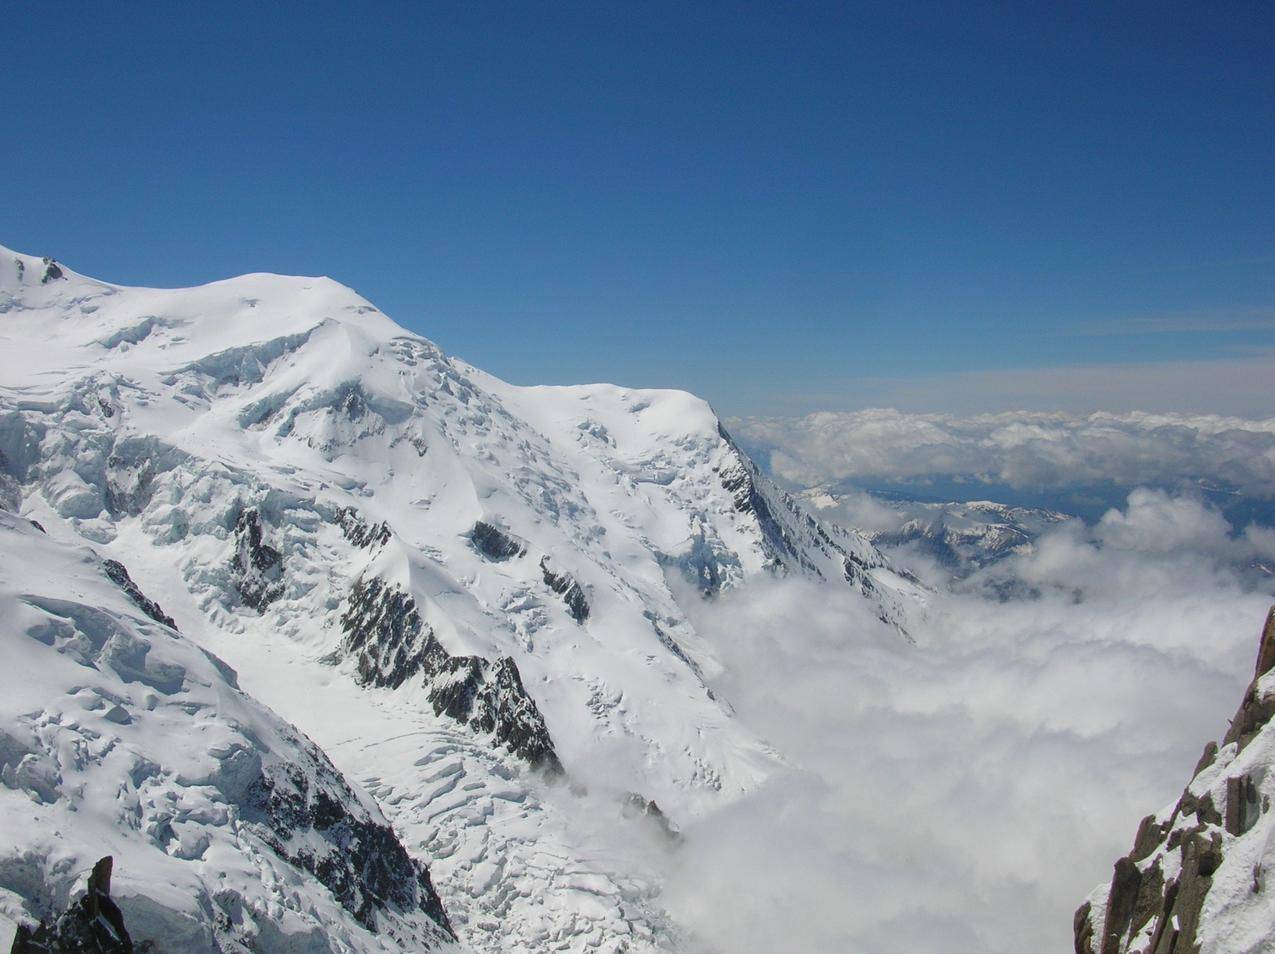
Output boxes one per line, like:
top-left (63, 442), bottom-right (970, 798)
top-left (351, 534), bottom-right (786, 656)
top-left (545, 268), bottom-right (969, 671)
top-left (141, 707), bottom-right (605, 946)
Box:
top-left (0, 246), bottom-right (920, 951)
top-left (1076, 606), bottom-right (1275, 954)
top-left (801, 488), bottom-right (1069, 579)
top-left (0, 510), bottom-right (455, 952)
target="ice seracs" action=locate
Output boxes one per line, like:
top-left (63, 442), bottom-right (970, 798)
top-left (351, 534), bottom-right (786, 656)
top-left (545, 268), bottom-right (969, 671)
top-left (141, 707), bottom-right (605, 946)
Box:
top-left (0, 244), bottom-right (921, 951)
top-left (0, 511), bottom-right (455, 952)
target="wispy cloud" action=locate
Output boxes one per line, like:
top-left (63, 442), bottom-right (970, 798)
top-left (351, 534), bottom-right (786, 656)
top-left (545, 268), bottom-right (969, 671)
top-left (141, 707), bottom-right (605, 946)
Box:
top-left (1064, 308), bottom-right (1275, 337)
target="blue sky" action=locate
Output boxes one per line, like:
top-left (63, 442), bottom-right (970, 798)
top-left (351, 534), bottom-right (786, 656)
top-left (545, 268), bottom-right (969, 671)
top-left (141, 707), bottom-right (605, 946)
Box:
top-left (4, 1), bottom-right (1272, 415)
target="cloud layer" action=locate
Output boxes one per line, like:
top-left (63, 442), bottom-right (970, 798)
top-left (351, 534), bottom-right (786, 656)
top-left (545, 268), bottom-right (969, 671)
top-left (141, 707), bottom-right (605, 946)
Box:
top-left (730, 408), bottom-right (1275, 496)
top-left (656, 490), bottom-right (1275, 954)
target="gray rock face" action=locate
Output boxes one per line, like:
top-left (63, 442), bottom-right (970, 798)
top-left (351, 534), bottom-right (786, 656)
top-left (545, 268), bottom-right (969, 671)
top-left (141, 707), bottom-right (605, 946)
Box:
top-left (230, 508), bottom-right (283, 611)
top-left (1075, 606), bottom-right (1275, 954)
top-left (622, 793), bottom-right (681, 842)
top-left (540, 557), bottom-right (589, 623)
top-left (241, 743), bottom-right (454, 938)
top-left (336, 506), bottom-right (392, 550)
top-left (716, 425), bottom-right (902, 620)
top-left (102, 560), bottom-right (177, 631)
top-left (11, 856), bottom-right (134, 954)
top-left (39, 258), bottom-right (63, 284)
top-left (339, 576), bottom-right (563, 774)
top-left (469, 521), bottom-right (526, 561)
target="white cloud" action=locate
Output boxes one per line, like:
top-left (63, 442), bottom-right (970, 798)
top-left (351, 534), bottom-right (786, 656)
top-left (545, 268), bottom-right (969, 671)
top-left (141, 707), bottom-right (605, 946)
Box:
top-left (730, 408), bottom-right (1275, 496)
top-left (652, 490), bottom-right (1275, 954)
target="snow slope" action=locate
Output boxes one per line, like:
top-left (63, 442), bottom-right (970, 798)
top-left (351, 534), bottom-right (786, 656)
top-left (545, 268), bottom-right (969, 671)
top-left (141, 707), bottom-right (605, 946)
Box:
top-left (0, 510), bottom-right (455, 952)
top-left (0, 246), bottom-right (921, 950)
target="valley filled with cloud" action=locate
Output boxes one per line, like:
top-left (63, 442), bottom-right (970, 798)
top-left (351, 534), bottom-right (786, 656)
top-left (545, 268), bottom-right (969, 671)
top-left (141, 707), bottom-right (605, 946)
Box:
top-left (585, 413), bottom-right (1275, 951)
top-left (653, 485), bottom-right (1275, 953)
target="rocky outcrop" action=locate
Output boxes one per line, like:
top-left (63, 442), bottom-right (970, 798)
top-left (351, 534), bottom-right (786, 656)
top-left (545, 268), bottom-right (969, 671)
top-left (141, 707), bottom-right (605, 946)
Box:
top-left (242, 746), bottom-right (453, 937)
top-left (540, 556), bottom-right (589, 623)
top-left (339, 576), bottom-right (563, 773)
top-left (715, 425), bottom-right (906, 626)
top-left (39, 257), bottom-right (63, 284)
top-left (102, 560), bottom-right (177, 630)
top-left (469, 521), bottom-right (525, 561)
top-left (11, 856), bottom-right (133, 954)
top-left (336, 506), bottom-right (392, 550)
top-left (230, 507), bottom-right (283, 611)
top-left (622, 793), bottom-right (682, 842)
top-left (1075, 606), bottom-right (1275, 954)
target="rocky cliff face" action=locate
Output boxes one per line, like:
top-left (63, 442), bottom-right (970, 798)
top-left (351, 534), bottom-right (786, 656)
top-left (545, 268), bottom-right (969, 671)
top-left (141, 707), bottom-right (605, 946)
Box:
top-left (0, 244), bottom-right (922, 951)
top-left (12, 857), bottom-right (134, 954)
top-left (0, 512), bottom-right (455, 952)
top-left (338, 575), bottom-right (563, 774)
top-left (1075, 607), bottom-right (1275, 954)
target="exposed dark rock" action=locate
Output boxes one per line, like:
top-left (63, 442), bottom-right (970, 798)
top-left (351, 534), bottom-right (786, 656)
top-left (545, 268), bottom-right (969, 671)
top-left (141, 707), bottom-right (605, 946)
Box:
top-left (1099, 856), bottom-right (1142, 954)
top-left (339, 577), bottom-right (434, 690)
top-left (716, 429), bottom-right (804, 573)
top-left (1130, 814), bottom-right (1167, 863)
top-left (622, 793), bottom-right (682, 842)
top-left (103, 442), bottom-right (162, 517)
top-left (242, 755), bottom-right (453, 938)
top-left (230, 507), bottom-right (284, 611)
top-left (39, 258), bottom-right (64, 284)
top-left (1129, 860), bottom-right (1165, 945)
top-left (12, 856), bottom-right (134, 953)
top-left (435, 655), bottom-right (564, 774)
top-left (103, 560), bottom-right (177, 630)
top-left (1073, 901), bottom-right (1093, 954)
top-left (336, 506), bottom-right (392, 550)
top-left (469, 521), bottom-right (525, 561)
top-left (1076, 606), bottom-right (1275, 954)
top-left (715, 425), bottom-right (898, 620)
top-left (338, 576), bottom-right (563, 773)
top-left (1224, 608), bottom-right (1275, 752)
top-left (540, 557), bottom-right (589, 623)
top-left (1225, 774), bottom-right (1259, 837)
top-left (648, 617), bottom-right (706, 683)
top-left (1255, 606), bottom-right (1275, 679)
top-left (1194, 791), bottom-right (1222, 827)
top-left (1192, 740), bottom-right (1218, 777)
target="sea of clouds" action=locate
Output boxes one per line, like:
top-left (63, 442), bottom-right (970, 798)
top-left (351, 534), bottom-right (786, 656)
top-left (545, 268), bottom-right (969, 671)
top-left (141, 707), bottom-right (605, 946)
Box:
top-left (527, 410), bottom-right (1275, 953)
top-left (729, 409), bottom-right (1275, 495)
top-left (650, 488), bottom-right (1275, 953)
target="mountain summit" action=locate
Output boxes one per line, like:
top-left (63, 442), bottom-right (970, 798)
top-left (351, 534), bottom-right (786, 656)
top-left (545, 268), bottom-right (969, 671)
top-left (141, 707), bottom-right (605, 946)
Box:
top-left (0, 246), bottom-right (920, 951)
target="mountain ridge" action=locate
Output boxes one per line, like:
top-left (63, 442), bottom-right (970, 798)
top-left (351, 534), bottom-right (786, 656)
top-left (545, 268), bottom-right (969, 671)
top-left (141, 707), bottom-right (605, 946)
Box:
top-left (0, 243), bottom-right (921, 951)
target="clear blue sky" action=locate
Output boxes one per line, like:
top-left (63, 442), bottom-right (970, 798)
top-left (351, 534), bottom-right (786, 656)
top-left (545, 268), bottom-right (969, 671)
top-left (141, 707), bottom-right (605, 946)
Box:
top-left (4, 2), bottom-right (1272, 415)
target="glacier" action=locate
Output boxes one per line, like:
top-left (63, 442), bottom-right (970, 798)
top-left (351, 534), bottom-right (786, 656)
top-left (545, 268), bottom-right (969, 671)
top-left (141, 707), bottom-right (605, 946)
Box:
top-left (0, 246), bottom-right (922, 952)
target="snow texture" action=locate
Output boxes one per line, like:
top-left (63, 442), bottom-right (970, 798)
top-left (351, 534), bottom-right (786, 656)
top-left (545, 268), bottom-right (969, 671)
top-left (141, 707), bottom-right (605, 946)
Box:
top-left (0, 245), bottom-right (920, 951)
top-left (0, 511), bottom-right (454, 952)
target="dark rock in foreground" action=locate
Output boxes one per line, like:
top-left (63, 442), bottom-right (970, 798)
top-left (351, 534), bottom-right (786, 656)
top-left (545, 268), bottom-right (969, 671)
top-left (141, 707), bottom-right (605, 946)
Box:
top-left (12, 856), bottom-right (134, 954)
top-left (1075, 606), bottom-right (1275, 954)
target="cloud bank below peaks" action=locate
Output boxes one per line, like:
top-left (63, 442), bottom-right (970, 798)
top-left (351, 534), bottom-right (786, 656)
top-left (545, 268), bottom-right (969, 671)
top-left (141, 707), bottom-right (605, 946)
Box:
top-left (655, 488), bottom-right (1274, 954)
top-left (729, 409), bottom-right (1275, 498)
